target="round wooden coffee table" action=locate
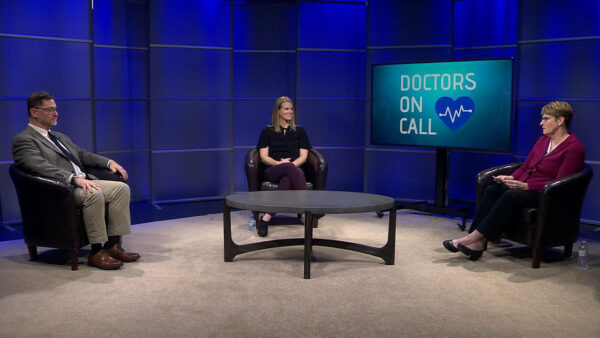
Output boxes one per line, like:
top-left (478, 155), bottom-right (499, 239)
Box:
top-left (223, 190), bottom-right (396, 279)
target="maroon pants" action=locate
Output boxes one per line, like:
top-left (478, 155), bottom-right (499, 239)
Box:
top-left (264, 162), bottom-right (307, 190)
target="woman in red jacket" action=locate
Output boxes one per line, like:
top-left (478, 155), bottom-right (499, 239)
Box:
top-left (443, 101), bottom-right (585, 260)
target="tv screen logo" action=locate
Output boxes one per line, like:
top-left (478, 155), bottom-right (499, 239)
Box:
top-left (398, 72), bottom-right (477, 135)
top-left (435, 96), bottom-right (475, 131)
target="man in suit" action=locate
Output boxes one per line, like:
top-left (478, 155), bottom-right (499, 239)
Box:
top-left (12, 91), bottom-right (140, 270)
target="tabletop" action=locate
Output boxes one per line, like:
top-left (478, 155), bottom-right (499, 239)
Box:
top-left (226, 190), bottom-right (394, 214)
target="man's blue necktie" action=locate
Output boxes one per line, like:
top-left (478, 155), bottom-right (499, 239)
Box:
top-left (48, 132), bottom-right (83, 170)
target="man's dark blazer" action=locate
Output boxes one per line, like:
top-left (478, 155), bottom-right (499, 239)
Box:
top-left (12, 126), bottom-right (110, 184)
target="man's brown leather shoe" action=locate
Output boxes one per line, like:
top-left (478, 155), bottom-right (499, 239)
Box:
top-left (107, 244), bottom-right (140, 262)
top-left (88, 250), bottom-right (123, 270)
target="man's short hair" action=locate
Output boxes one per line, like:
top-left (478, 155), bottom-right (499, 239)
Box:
top-left (27, 91), bottom-right (54, 116)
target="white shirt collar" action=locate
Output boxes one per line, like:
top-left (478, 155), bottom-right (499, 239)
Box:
top-left (28, 123), bottom-right (50, 137)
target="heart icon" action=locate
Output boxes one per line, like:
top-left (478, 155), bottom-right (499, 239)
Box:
top-left (435, 96), bottom-right (475, 131)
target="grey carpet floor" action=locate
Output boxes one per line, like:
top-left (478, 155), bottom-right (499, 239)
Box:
top-left (1, 210), bottom-right (599, 337)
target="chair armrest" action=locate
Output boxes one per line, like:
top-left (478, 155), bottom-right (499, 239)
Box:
top-left (85, 166), bottom-right (125, 182)
top-left (303, 149), bottom-right (328, 190)
top-left (541, 164), bottom-right (593, 195)
top-left (244, 149), bottom-right (262, 191)
top-left (10, 164), bottom-right (74, 198)
top-left (475, 163), bottom-right (521, 205)
top-left (534, 164), bottom-right (594, 245)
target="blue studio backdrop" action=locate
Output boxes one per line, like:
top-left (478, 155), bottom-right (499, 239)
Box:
top-left (0, 0), bottom-right (598, 227)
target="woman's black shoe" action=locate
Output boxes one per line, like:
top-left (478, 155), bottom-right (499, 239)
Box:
top-left (257, 217), bottom-right (269, 237)
top-left (443, 240), bottom-right (459, 253)
top-left (457, 243), bottom-right (483, 261)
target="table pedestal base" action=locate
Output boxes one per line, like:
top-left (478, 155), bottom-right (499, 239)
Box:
top-left (224, 204), bottom-right (396, 279)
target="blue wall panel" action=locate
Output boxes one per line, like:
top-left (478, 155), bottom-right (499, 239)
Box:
top-left (0, 1), bottom-right (89, 39)
top-left (369, 48), bottom-right (451, 66)
top-left (94, 48), bottom-right (148, 99)
top-left (366, 150), bottom-right (435, 200)
top-left (369, 0), bottom-right (452, 46)
top-left (318, 149), bottom-right (364, 192)
top-left (514, 101), bottom-right (546, 156)
top-left (296, 99), bottom-right (364, 147)
top-left (454, 0), bottom-right (518, 47)
top-left (297, 51), bottom-right (365, 98)
top-left (448, 151), bottom-right (514, 202)
top-left (94, 0), bottom-right (148, 46)
top-left (0, 100), bottom-right (28, 161)
top-left (233, 99), bottom-right (275, 147)
top-left (518, 40), bottom-right (600, 99)
top-left (233, 3), bottom-right (296, 50)
top-left (452, 48), bottom-right (517, 60)
top-left (233, 147), bottom-right (251, 193)
top-left (95, 101), bottom-right (149, 152)
top-left (48, 100), bottom-right (94, 152)
top-left (580, 163), bottom-right (600, 222)
top-left (0, 1), bottom-right (99, 226)
top-left (367, 48), bottom-right (452, 99)
top-left (567, 101), bottom-right (600, 161)
top-left (0, 163), bottom-right (21, 223)
top-left (233, 53), bottom-right (296, 98)
top-left (151, 100), bottom-right (231, 150)
top-left (0, 38), bottom-right (91, 98)
top-left (102, 151), bottom-right (150, 201)
top-left (298, 2), bottom-right (366, 50)
top-left (149, 0), bottom-right (230, 46)
top-left (151, 150), bottom-right (231, 201)
top-left (150, 48), bottom-right (231, 98)
top-left (520, 0), bottom-right (600, 40)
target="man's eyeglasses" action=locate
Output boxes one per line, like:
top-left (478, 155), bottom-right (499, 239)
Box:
top-left (35, 107), bottom-right (58, 112)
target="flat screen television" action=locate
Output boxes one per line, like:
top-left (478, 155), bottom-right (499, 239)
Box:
top-left (371, 59), bottom-right (513, 151)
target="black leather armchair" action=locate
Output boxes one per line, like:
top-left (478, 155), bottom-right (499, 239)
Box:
top-left (9, 164), bottom-right (125, 270)
top-left (244, 148), bottom-right (328, 226)
top-left (476, 163), bottom-right (593, 268)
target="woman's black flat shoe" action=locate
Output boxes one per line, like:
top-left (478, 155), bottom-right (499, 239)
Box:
top-left (257, 217), bottom-right (269, 237)
top-left (443, 240), bottom-right (459, 253)
top-left (457, 243), bottom-right (483, 261)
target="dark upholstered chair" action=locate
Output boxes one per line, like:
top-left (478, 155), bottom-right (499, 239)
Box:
top-left (476, 163), bottom-right (593, 268)
top-left (9, 164), bottom-right (125, 270)
top-left (244, 148), bottom-right (328, 226)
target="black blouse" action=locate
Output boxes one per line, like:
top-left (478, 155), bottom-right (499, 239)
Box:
top-left (256, 126), bottom-right (312, 161)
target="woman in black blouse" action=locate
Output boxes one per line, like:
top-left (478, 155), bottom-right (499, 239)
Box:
top-left (255, 96), bottom-right (312, 236)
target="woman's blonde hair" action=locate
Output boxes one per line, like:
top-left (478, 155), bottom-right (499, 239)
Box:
top-left (541, 101), bottom-right (573, 128)
top-left (270, 96), bottom-right (297, 133)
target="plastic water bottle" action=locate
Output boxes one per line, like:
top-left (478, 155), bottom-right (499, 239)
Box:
top-left (578, 241), bottom-right (590, 270)
top-left (248, 216), bottom-right (256, 232)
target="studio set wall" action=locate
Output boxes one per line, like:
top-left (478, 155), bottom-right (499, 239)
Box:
top-left (0, 0), bottom-right (598, 227)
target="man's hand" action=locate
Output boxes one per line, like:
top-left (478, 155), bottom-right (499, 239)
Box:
top-left (108, 161), bottom-right (128, 180)
top-left (73, 177), bottom-right (101, 194)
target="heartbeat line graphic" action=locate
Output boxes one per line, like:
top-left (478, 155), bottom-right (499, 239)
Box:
top-left (438, 105), bottom-right (472, 123)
